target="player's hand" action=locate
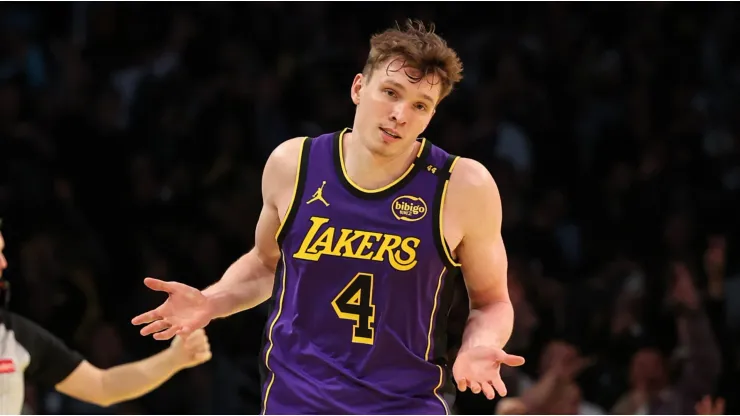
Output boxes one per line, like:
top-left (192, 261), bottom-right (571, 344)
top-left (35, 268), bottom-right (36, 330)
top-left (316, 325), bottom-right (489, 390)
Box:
top-left (452, 346), bottom-right (525, 400)
top-left (168, 329), bottom-right (212, 370)
top-left (131, 278), bottom-right (214, 340)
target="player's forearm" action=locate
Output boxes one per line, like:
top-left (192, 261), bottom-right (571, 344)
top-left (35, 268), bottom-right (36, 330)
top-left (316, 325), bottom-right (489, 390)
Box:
top-left (202, 250), bottom-right (275, 319)
top-left (459, 301), bottom-right (514, 352)
top-left (99, 349), bottom-right (182, 407)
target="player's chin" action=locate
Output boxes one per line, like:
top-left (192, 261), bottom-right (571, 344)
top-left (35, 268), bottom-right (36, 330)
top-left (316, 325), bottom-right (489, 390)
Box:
top-left (367, 139), bottom-right (397, 156)
top-left (375, 135), bottom-right (411, 154)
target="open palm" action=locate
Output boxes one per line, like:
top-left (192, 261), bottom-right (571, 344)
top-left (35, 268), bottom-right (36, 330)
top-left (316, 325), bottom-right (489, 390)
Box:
top-left (453, 346), bottom-right (525, 400)
top-left (131, 278), bottom-right (214, 340)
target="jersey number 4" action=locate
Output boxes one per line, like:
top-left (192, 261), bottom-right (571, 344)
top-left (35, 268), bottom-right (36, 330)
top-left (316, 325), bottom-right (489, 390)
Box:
top-left (331, 273), bottom-right (376, 345)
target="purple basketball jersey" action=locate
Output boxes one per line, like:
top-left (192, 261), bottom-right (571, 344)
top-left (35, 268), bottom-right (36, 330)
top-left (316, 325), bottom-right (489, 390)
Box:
top-left (260, 128), bottom-right (462, 414)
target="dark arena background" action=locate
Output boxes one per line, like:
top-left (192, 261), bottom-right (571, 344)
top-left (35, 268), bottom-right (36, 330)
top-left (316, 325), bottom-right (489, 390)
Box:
top-left (1, 2), bottom-right (739, 414)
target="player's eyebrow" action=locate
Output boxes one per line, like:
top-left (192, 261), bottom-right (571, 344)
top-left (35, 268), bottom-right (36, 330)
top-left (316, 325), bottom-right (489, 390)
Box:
top-left (385, 79), bottom-right (436, 106)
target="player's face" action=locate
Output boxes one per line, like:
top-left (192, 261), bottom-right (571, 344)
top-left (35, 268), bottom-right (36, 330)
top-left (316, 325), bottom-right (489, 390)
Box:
top-left (0, 233), bottom-right (6, 278)
top-left (351, 58), bottom-right (441, 157)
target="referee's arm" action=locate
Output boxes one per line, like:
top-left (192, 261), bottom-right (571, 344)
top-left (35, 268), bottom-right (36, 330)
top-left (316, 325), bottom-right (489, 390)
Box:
top-left (11, 312), bottom-right (210, 408)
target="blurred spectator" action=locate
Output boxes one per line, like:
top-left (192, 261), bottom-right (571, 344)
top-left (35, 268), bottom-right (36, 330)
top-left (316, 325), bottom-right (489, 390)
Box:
top-left (610, 263), bottom-right (721, 414)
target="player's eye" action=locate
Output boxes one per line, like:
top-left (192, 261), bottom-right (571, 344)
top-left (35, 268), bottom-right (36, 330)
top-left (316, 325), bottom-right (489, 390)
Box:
top-left (384, 89), bottom-right (397, 98)
top-left (415, 103), bottom-right (427, 111)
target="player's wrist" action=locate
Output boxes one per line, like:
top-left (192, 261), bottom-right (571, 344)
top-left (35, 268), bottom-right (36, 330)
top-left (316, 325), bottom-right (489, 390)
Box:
top-left (202, 291), bottom-right (223, 321)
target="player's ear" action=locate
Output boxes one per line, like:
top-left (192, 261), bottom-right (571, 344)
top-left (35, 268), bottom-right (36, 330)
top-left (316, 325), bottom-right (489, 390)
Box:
top-left (351, 74), bottom-right (363, 105)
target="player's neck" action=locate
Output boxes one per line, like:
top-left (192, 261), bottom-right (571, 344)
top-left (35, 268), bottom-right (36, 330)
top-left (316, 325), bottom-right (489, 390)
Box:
top-left (343, 131), bottom-right (419, 190)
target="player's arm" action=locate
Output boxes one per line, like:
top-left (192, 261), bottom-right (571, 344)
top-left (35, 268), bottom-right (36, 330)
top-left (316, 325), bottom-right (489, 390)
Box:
top-left (12, 312), bottom-right (209, 408)
top-left (448, 158), bottom-right (514, 352)
top-left (201, 137), bottom-right (304, 318)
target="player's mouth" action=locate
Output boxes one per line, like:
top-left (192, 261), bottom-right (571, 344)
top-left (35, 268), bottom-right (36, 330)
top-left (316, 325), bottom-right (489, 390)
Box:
top-left (380, 127), bottom-right (401, 142)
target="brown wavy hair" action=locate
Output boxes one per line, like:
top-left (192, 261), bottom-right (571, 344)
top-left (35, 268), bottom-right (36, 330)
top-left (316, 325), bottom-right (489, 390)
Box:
top-left (362, 19), bottom-right (464, 103)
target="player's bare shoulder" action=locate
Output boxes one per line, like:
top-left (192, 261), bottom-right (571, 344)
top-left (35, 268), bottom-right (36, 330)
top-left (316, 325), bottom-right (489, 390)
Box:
top-left (445, 158), bottom-right (502, 232)
top-left (263, 137), bottom-right (308, 206)
top-left (448, 157), bottom-right (500, 200)
top-left (453, 156), bottom-right (496, 182)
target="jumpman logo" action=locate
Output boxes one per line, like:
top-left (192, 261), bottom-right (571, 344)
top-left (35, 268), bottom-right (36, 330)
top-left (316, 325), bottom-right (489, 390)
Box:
top-left (306, 181), bottom-right (330, 206)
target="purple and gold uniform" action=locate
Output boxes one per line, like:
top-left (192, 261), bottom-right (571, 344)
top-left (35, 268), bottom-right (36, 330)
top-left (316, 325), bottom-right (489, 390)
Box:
top-left (260, 128), bottom-right (463, 414)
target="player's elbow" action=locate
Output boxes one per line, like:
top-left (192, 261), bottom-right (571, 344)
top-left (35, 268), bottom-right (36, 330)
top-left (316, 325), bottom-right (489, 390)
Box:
top-left (467, 283), bottom-right (512, 311)
top-left (460, 246), bottom-right (510, 310)
top-left (249, 248), bottom-right (278, 297)
top-left (253, 245), bottom-right (279, 276)
top-left (469, 296), bottom-right (512, 313)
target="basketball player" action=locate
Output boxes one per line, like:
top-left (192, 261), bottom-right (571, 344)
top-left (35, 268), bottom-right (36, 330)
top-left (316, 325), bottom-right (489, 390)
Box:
top-left (0, 229), bottom-right (212, 414)
top-left (133, 20), bottom-right (524, 414)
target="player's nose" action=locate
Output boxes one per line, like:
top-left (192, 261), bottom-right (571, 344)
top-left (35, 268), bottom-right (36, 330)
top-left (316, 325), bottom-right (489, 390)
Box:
top-left (389, 103), bottom-right (409, 125)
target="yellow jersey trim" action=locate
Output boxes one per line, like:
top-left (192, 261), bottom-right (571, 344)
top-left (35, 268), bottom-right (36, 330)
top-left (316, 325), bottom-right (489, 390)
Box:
top-left (338, 127), bottom-right (426, 194)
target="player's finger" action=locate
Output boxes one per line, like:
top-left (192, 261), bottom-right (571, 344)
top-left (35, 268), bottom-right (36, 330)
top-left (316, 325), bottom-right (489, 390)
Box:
top-left (153, 325), bottom-right (181, 340)
top-left (144, 277), bottom-right (185, 294)
top-left (176, 325), bottom-right (196, 338)
top-left (186, 328), bottom-right (206, 341)
top-left (189, 328), bottom-right (205, 336)
top-left (468, 381), bottom-right (482, 395)
top-left (193, 339), bottom-right (210, 351)
top-left (481, 381), bottom-right (496, 400)
top-left (131, 310), bottom-right (162, 326)
top-left (185, 332), bottom-right (208, 348)
top-left (455, 377), bottom-right (468, 392)
top-left (491, 375), bottom-right (508, 397)
top-left (140, 320), bottom-right (170, 336)
top-left (183, 328), bottom-right (203, 340)
top-left (194, 351), bottom-right (212, 363)
top-left (500, 353), bottom-right (526, 367)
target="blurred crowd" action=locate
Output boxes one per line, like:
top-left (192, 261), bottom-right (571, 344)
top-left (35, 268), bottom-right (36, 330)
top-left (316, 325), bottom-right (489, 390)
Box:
top-left (1, 2), bottom-right (739, 414)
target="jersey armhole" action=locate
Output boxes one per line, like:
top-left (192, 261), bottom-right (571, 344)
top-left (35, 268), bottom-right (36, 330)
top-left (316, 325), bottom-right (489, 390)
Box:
top-left (432, 155), bottom-right (462, 270)
top-left (275, 137), bottom-right (313, 245)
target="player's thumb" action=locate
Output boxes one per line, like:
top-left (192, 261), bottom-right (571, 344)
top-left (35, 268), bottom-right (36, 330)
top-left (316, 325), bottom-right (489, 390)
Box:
top-left (144, 277), bottom-right (175, 293)
top-left (183, 330), bottom-right (207, 348)
top-left (501, 353), bottom-right (526, 367)
top-left (178, 324), bottom-right (204, 338)
top-left (193, 351), bottom-right (212, 364)
top-left (145, 277), bottom-right (194, 295)
top-left (186, 328), bottom-right (206, 339)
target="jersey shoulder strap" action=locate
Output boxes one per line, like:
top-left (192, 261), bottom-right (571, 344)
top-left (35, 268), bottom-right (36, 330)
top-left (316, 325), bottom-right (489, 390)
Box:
top-left (275, 136), bottom-right (314, 246)
top-left (422, 142), bottom-right (462, 271)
